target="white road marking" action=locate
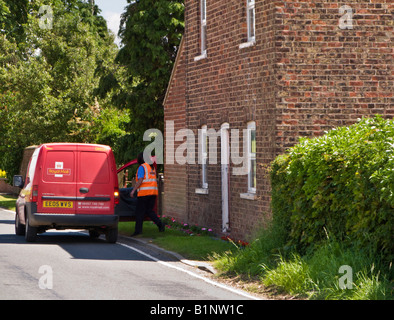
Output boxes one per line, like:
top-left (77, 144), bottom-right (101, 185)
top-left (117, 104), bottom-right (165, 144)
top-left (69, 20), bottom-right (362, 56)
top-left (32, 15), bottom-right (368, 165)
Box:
top-left (118, 243), bottom-right (261, 300)
top-left (0, 209), bottom-right (261, 300)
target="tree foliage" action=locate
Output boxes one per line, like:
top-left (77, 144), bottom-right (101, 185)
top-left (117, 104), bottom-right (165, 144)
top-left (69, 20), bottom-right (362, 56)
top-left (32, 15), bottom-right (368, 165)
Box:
top-left (0, 0), bottom-right (29, 44)
top-left (99, 0), bottom-right (184, 163)
top-left (1, 0), bottom-right (185, 178)
top-left (0, 0), bottom-right (129, 180)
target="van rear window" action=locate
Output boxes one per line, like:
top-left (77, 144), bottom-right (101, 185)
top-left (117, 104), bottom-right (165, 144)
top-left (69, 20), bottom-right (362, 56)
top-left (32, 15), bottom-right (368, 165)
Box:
top-left (80, 151), bottom-right (110, 184)
top-left (43, 151), bottom-right (75, 182)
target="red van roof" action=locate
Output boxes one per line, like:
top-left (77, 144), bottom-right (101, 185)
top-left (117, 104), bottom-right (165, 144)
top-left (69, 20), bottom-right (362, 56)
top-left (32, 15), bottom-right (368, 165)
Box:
top-left (39, 143), bottom-right (112, 151)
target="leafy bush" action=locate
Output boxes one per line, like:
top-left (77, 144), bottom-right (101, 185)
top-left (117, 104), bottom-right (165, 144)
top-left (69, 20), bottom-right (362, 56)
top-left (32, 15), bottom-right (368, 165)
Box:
top-left (213, 115), bottom-right (392, 299)
top-left (270, 115), bottom-right (394, 263)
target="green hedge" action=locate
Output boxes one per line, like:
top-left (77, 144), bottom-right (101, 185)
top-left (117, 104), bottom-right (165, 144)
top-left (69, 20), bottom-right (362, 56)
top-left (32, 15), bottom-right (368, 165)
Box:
top-left (271, 116), bottom-right (393, 263)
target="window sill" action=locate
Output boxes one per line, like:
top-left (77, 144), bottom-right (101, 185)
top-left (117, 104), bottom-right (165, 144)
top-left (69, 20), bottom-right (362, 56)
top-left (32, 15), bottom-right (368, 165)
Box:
top-left (239, 40), bottom-right (256, 49)
top-left (194, 52), bottom-right (207, 61)
top-left (240, 192), bottom-right (256, 200)
top-left (195, 188), bottom-right (209, 195)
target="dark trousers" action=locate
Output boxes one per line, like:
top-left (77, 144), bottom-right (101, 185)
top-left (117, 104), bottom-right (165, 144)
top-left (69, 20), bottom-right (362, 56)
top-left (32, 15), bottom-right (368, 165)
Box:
top-left (134, 195), bottom-right (162, 234)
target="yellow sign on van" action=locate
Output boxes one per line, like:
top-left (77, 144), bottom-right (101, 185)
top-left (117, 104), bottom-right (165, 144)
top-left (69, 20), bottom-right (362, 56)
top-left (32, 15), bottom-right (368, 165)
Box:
top-left (43, 201), bottom-right (73, 208)
top-left (47, 168), bottom-right (71, 175)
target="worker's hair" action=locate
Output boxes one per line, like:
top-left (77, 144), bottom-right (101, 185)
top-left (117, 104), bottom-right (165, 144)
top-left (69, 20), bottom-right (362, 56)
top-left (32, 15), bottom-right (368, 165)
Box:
top-left (137, 152), bottom-right (144, 165)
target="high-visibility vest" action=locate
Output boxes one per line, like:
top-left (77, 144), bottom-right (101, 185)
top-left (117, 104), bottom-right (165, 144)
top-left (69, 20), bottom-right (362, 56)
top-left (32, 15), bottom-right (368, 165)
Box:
top-left (136, 163), bottom-right (158, 197)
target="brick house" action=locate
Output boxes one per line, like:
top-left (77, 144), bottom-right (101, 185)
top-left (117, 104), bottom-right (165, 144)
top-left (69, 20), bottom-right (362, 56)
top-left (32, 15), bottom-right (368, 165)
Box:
top-left (163, 0), bottom-right (393, 240)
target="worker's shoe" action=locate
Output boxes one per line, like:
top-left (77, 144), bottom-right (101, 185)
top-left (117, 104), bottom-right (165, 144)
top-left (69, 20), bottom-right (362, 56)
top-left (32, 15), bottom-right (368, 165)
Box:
top-left (158, 222), bottom-right (166, 232)
top-left (130, 232), bottom-right (141, 237)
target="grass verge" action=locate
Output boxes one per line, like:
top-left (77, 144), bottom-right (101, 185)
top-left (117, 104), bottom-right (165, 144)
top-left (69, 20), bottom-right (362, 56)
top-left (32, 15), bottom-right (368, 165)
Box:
top-left (118, 221), bottom-right (236, 261)
top-left (212, 226), bottom-right (393, 300)
top-left (0, 194), bottom-right (17, 212)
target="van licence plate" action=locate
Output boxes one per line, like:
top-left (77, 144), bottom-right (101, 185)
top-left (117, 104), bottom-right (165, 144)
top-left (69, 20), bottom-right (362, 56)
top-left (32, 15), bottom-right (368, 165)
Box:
top-left (43, 201), bottom-right (73, 208)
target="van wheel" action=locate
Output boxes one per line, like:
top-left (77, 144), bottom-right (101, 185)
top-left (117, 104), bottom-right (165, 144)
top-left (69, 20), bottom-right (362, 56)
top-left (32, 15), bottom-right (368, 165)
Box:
top-left (25, 216), bottom-right (37, 242)
top-left (105, 227), bottom-right (118, 243)
top-left (15, 212), bottom-right (26, 236)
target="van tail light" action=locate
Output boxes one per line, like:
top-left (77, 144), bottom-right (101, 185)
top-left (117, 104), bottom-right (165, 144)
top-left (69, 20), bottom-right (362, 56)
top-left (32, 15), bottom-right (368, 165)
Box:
top-left (114, 188), bottom-right (119, 205)
top-left (32, 185), bottom-right (38, 202)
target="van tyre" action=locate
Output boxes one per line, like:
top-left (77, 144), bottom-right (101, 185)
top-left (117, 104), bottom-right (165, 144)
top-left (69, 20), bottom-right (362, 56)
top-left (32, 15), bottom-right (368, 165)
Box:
top-left (105, 227), bottom-right (118, 243)
top-left (25, 216), bottom-right (37, 242)
top-left (15, 212), bottom-right (26, 236)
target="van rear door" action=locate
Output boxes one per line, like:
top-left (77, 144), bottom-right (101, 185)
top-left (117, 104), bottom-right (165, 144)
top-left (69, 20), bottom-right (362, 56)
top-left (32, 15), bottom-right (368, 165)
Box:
top-left (76, 146), bottom-right (114, 215)
top-left (39, 145), bottom-right (76, 214)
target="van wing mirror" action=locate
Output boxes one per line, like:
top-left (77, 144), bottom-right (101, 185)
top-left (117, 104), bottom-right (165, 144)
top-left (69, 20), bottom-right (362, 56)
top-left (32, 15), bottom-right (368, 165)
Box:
top-left (13, 175), bottom-right (24, 188)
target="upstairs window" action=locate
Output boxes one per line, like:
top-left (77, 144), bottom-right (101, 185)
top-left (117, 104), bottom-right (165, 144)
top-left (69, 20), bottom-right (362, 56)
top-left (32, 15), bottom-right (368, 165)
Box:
top-left (240, 0), bottom-right (256, 48)
top-left (247, 0), bottom-right (255, 42)
top-left (200, 0), bottom-right (207, 55)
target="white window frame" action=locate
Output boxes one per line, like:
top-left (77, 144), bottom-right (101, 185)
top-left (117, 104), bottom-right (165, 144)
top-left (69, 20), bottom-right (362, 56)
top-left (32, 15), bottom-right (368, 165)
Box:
top-left (195, 0), bottom-right (207, 61)
top-left (201, 0), bottom-right (207, 55)
top-left (201, 125), bottom-right (208, 189)
top-left (247, 121), bottom-right (256, 194)
top-left (196, 125), bottom-right (208, 194)
top-left (239, 0), bottom-right (256, 49)
top-left (247, 0), bottom-right (256, 43)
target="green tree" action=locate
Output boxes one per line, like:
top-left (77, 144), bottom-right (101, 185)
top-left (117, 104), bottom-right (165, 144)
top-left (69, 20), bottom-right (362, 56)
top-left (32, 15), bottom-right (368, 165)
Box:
top-left (0, 0), bottom-right (29, 44)
top-left (0, 1), bottom-right (10, 31)
top-left (101, 0), bottom-right (184, 163)
top-left (0, 0), bottom-right (128, 180)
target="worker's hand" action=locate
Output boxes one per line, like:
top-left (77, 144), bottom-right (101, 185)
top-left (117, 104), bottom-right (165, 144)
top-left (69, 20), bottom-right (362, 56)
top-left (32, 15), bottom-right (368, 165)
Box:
top-left (130, 189), bottom-right (136, 198)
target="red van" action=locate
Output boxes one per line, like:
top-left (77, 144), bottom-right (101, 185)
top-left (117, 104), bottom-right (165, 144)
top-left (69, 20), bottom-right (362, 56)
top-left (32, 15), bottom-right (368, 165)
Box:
top-left (13, 143), bottom-right (120, 243)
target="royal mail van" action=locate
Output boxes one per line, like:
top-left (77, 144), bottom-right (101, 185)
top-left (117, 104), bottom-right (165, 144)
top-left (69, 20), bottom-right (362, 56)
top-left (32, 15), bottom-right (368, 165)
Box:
top-left (13, 143), bottom-right (120, 243)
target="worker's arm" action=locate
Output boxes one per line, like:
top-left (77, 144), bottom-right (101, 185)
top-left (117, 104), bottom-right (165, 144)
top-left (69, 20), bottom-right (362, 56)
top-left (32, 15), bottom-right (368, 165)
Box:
top-left (130, 177), bottom-right (144, 197)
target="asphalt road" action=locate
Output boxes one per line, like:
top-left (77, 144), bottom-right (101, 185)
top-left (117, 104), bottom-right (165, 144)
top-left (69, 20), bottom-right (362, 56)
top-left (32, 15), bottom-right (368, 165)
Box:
top-left (0, 208), bottom-right (257, 300)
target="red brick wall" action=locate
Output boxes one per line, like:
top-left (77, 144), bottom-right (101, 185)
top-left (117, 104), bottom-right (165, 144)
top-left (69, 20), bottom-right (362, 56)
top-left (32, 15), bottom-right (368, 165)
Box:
top-left (163, 39), bottom-right (188, 222)
top-left (0, 179), bottom-right (19, 195)
top-left (164, 0), bottom-right (393, 240)
top-left (274, 0), bottom-right (394, 151)
top-left (183, 0), bottom-right (279, 239)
